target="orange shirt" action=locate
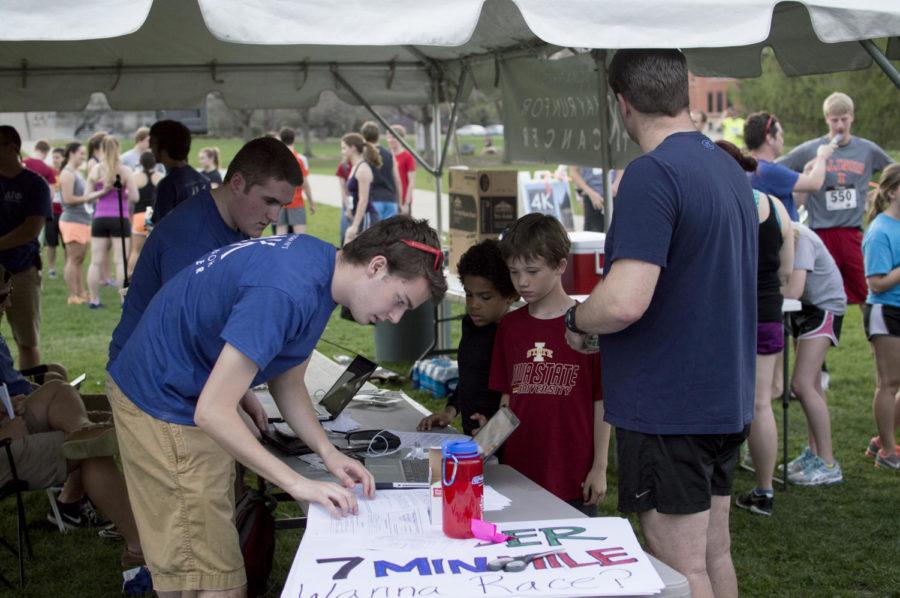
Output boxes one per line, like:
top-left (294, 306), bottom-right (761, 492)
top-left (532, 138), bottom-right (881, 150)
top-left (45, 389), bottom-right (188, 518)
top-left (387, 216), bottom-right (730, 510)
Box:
top-left (286, 150), bottom-right (310, 209)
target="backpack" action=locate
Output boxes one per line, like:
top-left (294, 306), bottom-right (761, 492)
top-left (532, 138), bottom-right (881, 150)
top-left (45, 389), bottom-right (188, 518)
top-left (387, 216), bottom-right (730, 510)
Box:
top-left (235, 480), bottom-right (277, 597)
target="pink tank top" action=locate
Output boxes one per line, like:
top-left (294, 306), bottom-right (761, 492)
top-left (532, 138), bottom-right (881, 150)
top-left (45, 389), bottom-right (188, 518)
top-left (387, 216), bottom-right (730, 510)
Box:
top-left (93, 183), bottom-right (129, 219)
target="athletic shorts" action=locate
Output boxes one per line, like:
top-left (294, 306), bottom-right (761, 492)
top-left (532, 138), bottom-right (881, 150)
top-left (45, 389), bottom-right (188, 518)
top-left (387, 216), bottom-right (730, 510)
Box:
top-left (107, 377), bottom-right (245, 592)
top-left (789, 304), bottom-right (844, 346)
top-left (616, 425), bottom-right (749, 515)
top-left (59, 221), bottom-right (91, 245)
top-left (757, 321), bottom-right (785, 355)
top-left (131, 212), bottom-right (148, 236)
top-left (277, 206), bottom-right (306, 227)
top-left (2, 266), bottom-right (42, 349)
top-left (43, 213), bottom-right (61, 247)
top-left (814, 227), bottom-right (867, 305)
top-left (863, 303), bottom-right (900, 340)
top-left (92, 216), bottom-right (131, 238)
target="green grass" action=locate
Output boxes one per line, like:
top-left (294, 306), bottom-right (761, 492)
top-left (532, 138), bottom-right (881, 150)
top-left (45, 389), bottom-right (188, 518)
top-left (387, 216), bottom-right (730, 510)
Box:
top-left (2, 165), bottom-right (899, 596)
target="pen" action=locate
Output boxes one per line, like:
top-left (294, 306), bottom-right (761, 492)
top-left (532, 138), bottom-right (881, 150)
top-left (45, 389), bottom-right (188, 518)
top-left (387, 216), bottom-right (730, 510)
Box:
top-left (375, 482), bottom-right (430, 490)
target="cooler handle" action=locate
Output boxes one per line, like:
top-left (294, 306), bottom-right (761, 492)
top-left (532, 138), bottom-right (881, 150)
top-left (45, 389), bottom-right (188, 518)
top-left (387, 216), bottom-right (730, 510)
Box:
top-left (595, 252), bottom-right (604, 275)
top-left (443, 455), bottom-right (459, 486)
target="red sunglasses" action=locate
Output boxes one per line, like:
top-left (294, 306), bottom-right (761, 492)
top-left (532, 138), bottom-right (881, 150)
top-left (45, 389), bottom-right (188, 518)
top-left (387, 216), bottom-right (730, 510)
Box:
top-left (764, 114), bottom-right (776, 137)
top-left (400, 239), bottom-right (444, 271)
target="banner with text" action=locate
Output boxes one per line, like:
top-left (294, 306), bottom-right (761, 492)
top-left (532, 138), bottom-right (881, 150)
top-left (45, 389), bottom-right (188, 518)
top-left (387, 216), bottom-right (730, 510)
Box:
top-left (501, 54), bottom-right (641, 168)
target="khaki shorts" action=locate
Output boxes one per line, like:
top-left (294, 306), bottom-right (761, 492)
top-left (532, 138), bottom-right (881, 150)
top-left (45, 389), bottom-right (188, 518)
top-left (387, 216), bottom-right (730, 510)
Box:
top-left (3, 266), bottom-right (41, 349)
top-left (0, 431), bottom-right (67, 489)
top-left (107, 377), bottom-right (245, 592)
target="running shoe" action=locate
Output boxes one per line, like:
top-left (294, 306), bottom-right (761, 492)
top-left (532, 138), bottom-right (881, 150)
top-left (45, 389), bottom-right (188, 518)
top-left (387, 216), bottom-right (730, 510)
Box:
top-left (787, 457), bottom-right (843, 486)
top-left (866, 436), bottom-right (881, 458)
top-left (778, 446), bottom-right (815, 475)
top-left (875, 449), bottom-right (900, 471)
top-left (736, 489), bottom-right (773, 516)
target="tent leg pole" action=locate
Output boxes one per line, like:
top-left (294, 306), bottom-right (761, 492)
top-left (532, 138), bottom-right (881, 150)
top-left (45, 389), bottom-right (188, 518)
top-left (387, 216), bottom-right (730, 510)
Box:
top-left (592, 51), bottom-right (614, 231)
top-left (431, 72), bottom-right (450, 352)
top-left (436, 68), bottom-right (467, 176)
top-left (859, 40), bottom-right (900, 90)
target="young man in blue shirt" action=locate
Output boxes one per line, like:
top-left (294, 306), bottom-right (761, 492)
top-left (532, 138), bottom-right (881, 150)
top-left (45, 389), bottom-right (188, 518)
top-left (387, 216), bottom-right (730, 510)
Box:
top-left (148, 119), bottom-right (211, 223)
top-left (107, 216), bottom-right (446, 596)
top-left (566, 50), bottom-right (757, 598)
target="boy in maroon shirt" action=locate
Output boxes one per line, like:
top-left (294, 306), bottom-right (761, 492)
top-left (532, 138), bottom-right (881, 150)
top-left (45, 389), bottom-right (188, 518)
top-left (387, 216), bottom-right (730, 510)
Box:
top-left (489, 213), bottom-right (610, 514)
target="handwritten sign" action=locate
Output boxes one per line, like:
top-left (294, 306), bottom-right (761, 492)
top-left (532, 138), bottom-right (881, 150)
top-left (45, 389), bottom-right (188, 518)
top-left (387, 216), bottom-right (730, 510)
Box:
top-left (283, 517), bottom-right (665, 597)
top-left (501, 54), bottom-right (641, 168)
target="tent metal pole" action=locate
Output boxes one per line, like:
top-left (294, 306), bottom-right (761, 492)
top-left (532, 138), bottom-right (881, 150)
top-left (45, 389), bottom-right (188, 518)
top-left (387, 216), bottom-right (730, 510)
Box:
top-left (431, 69), bottom-right (450, 351)
top-left (330, 69), bottom-right (436, 174)
top-left (436, 67), bottom-right (468, 176)
top-left (592, 50), bottom-right (615, 231)
top-left (859, 39), bottom-right (900, 89)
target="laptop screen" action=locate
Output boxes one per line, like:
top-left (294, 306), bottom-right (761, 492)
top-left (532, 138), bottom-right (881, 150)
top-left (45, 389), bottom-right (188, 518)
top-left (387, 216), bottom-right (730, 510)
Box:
top-left (319, 355), bottom-right (378, 416)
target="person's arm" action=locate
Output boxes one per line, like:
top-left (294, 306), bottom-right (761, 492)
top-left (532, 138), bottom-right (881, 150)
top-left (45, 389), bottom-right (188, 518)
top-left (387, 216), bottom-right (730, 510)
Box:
top-left (61, 170), bottom-right (106, 206)
top-left (610, 167), bottom-right (624, 198)
top-left (785, 268), bottom-right (807, 301)
top-left (574, 259), bottom-right (661, 335)
top-left (392, 157), bottom-right (402, 204)
top-left (868, 267), bottom-right (900, 295)
top-left (124, 169), bottom-right (139, 209)
top-left (568, 166), bottom-right (603, 210)
top-left (345, 164), bottom-right (372, 243)
top-left (582, 400), bottom-right (610, 506)
top-left (338, 177), bottom-right (352, 219)
top-left (0, 215), bottom-right (45, 252)
top-left (302, 179), bottom-right (315, 215)
top-left (772, 197), bottom-right (794, 293)
top-left (404, 168), bottom-right (416, 209)
top-left (193, 344), bottom-right (361, 516)
top-left (792, 144), bottom-right (833, 193)
top-left (269, 359), bottom-right (375, 497)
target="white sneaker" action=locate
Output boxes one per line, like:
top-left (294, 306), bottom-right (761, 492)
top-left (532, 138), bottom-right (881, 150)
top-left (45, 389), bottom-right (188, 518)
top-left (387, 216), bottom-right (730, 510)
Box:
top-left (788, 457), bottom-right (843, 486)
top-left (778, 446), bottom-right (815, 475)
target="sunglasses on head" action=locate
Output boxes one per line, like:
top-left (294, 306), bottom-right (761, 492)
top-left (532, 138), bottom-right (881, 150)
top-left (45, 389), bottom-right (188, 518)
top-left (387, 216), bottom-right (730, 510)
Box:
top-left (764, 114), bottom-right (777, 138)
top-left (399, 239), bottom-right (444, 271)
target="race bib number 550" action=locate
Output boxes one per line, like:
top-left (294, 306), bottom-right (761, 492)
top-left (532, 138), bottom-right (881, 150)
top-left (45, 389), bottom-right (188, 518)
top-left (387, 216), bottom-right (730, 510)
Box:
top-left (825, 188), bottom-right (857, 211)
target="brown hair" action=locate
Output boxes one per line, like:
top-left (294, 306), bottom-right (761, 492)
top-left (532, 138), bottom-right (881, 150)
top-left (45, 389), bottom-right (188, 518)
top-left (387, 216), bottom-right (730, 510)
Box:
top-left (360, 121), bottom-right (380, 143)
top-left (134, 126), bottom-right (150, 144)
top-left (34, 139), bottom-right (51, 154)
top-left (149, 120), bottom-right (191, 161)
top-left (716, 140), bottom-right (758, 172)
top-left (86, 131), bottom-right (107, 160)
top-left (744, 112), bottom-right (779, 151)
top-left (0, 126), bottom-right (22, 155)
top-left (389, 124), bottom-right (407, 138)
top-left (342, 133), bottom-right (382, 168)
top-left (867, 164), bottom-right (900, 225)
top-left (200, 146), bottom-right (220, 169)
top-left (608, 49), bottom-right (689, 117)
top-left (500, 213), bottom-right (570, 268)
top-left (342, 216), bottom-right (447, 303)
top-left (223, 137), bottom-right (302, 190)
top-left (279, 127), bottom-right (296, 145)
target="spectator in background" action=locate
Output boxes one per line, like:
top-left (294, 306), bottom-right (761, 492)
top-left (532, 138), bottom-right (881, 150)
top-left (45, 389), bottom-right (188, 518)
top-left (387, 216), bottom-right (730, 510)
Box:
top-left (119, 126), bottom-right (151, 171)
top-left (85, 131), bottom-right (107, 173)
top-left (780, 92), bottom-right (894, 307)
top-left (59, 143), bottom-right (109, 305)
top-left (690, 109), bottom-right (708, 132)
top-left (0, 125), bottom-right (52, 370)
top-left (129, 151), bottom-right (163, 275)
top-left (49, 147), bottom-right (66, 278)
top-left (85, 136), bottom-right (138, 308)
top-left (23, 140), bottom-right (60, 278)
top-left (341, 133), bottom-right (381, 244)
top-left (336, 158), bottom-right (353, 246)
top-left (569, 166), bottom-right (620, 233)
top-left (360, 121), bottom-right (402, 221)
top-left (277, 127), bottom-right (316, 235)
top-left (148, 119), bottom-right (210, 223)
top-left (197, 146), bottom-right (223, 189)
top-left (721, 107), bottom-right (746, 150)
top-left (862, 164), bottom-right (900, 471)
top-left (386, 125), bottom-right (416, 215)
top-left (744, 112), bottom-right (832, 222)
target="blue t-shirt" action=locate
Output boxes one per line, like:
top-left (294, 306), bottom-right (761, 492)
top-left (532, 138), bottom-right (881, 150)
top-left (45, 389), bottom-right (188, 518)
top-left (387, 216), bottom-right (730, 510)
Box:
top-left (108, 192), bottom-right (246, 364)
top-left (863, 212), bottom-right (900, 307)
top-left (109, 235), bottom-right (338, 425)
top-left (0, 334), bottom-right (31, 397)
top-left (0, 169), bottom-right (52, 273)
top-left (750, 159), bottom-right (800, 222)
top-left (599, 131), bottom-right (758, 435)
top-left (152, 165), bottom-right (211, 223)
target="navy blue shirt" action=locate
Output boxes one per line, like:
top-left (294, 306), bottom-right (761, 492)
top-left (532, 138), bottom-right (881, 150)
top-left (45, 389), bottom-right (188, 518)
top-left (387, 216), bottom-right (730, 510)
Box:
top-left (109, 235), bottom-right (337, 425)
top-left (750, 159), bottom-right (800, 221)
top-left (0, 168), bottom-right (51, 273)
top-left (108, 192), bottom-right (246, 364)
top-left (152, 165), bottom-right (210, 223)
top-left (0, 334), bottom-right (31, 397)
top-left (599, 131), bottom-right (757, 435)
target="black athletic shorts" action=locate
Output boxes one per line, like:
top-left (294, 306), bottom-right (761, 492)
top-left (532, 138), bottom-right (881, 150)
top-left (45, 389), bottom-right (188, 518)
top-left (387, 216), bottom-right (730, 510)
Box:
top-left (91, 216), bottom-right (131, 238)
top-left (44, 213), bottom-right (61, 247)
top-left (789, 303), bottom-right (844, 346)
top-left (616, 425), bottom-right (750, 515)
top-left (863, 303), bottom-right (900, 339)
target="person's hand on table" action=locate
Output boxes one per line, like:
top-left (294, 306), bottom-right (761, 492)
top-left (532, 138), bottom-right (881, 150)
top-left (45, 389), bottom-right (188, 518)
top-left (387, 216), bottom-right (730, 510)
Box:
top-left (323, 449), bottom-right (375, 498)
top-left (417, 410), bottom-right (453, 431)
top-left (469, 413), bottom-right (488, 436)
top-left (582, 466), bottom-right (608, 506)
top-left (286, 477), bottom-right (359, 518)
top-left (239, 391), bottom-right (267, 438)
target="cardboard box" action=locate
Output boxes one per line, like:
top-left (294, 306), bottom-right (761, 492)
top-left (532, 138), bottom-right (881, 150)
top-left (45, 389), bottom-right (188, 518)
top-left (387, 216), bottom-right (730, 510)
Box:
top-left (448, 169), bottom-right (518, 272)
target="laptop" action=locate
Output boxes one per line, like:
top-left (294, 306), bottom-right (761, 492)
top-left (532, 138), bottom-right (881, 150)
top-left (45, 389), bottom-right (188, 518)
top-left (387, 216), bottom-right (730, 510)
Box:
top-left (367, 406), bottom-right (521, 487)
top-left (312, 355), bottom-right (378, 421)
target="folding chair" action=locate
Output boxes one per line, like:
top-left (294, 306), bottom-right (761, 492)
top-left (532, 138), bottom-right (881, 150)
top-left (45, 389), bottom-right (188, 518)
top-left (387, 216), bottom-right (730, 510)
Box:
top-left (0, 438), bottom-right (33, 589)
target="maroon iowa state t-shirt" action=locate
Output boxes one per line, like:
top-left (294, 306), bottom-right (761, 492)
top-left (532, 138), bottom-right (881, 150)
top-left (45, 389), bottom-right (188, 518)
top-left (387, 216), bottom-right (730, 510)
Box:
top-left (489, 305), bottom-right (601, 501)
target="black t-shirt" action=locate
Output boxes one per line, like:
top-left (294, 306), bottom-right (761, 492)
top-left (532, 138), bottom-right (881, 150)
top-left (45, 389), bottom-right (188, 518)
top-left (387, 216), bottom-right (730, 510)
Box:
top-left (369, 146), bottom-right (397, 203)
top-left (447, 315), bottom-right (502, 435)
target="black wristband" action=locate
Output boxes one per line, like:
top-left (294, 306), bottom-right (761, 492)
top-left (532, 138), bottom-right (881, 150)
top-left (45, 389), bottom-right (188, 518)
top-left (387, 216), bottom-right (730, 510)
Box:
top-left (564, 303), bottom-right (587, 335)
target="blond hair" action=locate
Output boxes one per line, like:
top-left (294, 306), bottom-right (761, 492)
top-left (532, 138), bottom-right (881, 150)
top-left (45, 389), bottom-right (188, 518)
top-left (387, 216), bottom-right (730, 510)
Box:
top-left (823, 92), bottom-right (854, 116)
top-left (867, 164), bottom-right (900, 224)
top-left (100, 136), bottom-right (121, 186)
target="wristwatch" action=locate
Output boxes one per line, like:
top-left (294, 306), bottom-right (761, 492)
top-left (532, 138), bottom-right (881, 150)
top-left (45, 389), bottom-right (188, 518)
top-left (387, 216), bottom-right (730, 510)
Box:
top-left (564, 303), bottom-right (587, 335)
